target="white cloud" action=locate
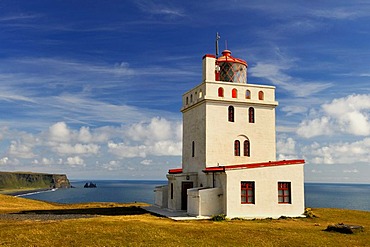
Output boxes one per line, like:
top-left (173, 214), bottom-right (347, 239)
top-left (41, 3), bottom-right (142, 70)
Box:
top-left (101, 160), bottom-right (120, 171)
top-left (297, 94), bottom-right (370, 138)
top-left (65, 156), bottom-right (85, 167)
top-left (78, 126), bottom-right (93, 143)
top-left (277, 137), bottom-right (299, 160)
top-left (0, 157), bottom-right (9, 165)
top-left (8, 140), bottom-right (36, 159)
top-left (297, 117), bottom-right (332, 138)
top-left (140, 159), bottom-right (152, 166)
top-left (48, 122), bottom-right (71, 142)
top-left (127, 117), bottom-right (176, 142)
top-left (302, 138), bottom-right (370, 165)
top-left (343, 169), bottom-right (359, 173)
top-left (52, 143), bottom-right (100, 155)
top-left (277, 137), bottom-right (296, 155)
top-left (108, 142), bottom-right (147, 158)
top-left (108, 117), bottom-right (182, 158)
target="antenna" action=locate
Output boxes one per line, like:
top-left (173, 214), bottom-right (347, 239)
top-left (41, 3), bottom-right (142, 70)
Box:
top-left (215, 32), bottom-right (220, 58)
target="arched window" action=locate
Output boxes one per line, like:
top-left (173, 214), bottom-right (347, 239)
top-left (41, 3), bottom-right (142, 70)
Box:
top-left (249, 107), bottom-right (255, 123)
top-left (218, 87), bottom-right (224, 97)
top-left (234, 140), bottom-right (240, 156)
top-left (192, 141), bottom-right (195, 157)
top-left (246, 90), bottom-right (251, 99)
top-left (244, 140), bottom-right (250, 157)
top-left (186, 97), bottom-right (188, 105)
top-left (190, 94), bottom-right (193, 103)
top-left (199, 90), bottom-right (203, 98)
top-left (232, 88), bottom-right (237, 98)
top-left (228, 106), bottom-right (234, 122)
top-left (258, 91), bottom-right (264, 100)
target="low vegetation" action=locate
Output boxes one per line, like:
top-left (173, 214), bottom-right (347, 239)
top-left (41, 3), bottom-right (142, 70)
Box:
top-left (0, 194), bottom-right (369, 246)
top-left (0, 171), bottom-right (70, 193)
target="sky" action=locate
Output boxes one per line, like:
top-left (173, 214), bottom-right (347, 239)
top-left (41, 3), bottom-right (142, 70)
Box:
top-left (0, 1), bottom-right (370, 183)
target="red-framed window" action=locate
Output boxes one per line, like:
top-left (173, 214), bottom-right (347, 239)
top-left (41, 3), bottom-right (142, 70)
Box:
top-left (218, 87), bottom-right (224, 97)
top-left (234, 140), bottom-right (240, 156)
top-left (258, 91), bottom-right (264, 100)
top-left (245, 90), bottom-right (251, 99)
top-left (244, 140), bottom-right (250, 157)
top-left (241, 181), bottom-right (255, 204)
top-left (248, 107), bottom-right (255, 123)
top-left (278, 182), bottom-right (291, 204)
top-left (228, 106), bottom-right (234, 122)
top-left (232, 88), bottom-right (237, 98)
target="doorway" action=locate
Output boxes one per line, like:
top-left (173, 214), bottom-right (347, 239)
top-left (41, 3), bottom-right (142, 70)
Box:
top-left (181, 181), bottom-right (193, 210)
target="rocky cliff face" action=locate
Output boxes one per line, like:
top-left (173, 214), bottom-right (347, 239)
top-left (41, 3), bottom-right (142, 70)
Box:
top-left (0, 172), bottom-right (71, 189)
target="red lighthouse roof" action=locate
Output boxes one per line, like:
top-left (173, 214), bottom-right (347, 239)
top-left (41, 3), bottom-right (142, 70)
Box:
top-left (217, 50), bottom-right (248, 67)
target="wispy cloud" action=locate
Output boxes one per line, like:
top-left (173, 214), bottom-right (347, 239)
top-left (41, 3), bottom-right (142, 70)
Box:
top-left (250, 61), bottom-right (332, 97)
top-left (0, 14), bottom-right (41, 22)
top-left (134, 0), bottom-right (185, 17)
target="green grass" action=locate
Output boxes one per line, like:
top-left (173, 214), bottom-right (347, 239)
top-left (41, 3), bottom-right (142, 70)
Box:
top-left (0, 194), bottom-right (369, 246)
top-left (0, 171), bottom-right (53, 190)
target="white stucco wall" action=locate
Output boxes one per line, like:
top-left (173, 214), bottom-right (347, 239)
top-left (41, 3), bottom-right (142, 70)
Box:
top-left (188, 187), bottom-right (224, 216)
top-left (154, 185), bottom-right (168, 208)
top-left (182, 103), bottom-right (206, 174)
top-left (182, 79), bottom-right (278, 170)
top-left (224, 164), bottom-right (305, 218)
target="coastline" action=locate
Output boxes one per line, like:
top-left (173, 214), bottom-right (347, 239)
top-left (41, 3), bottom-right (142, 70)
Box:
top-left (0, 188), bottom-right (56, 196)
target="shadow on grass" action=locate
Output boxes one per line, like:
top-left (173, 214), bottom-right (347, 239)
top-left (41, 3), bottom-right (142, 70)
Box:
top-left (13, 206), bottom-right (155, 216)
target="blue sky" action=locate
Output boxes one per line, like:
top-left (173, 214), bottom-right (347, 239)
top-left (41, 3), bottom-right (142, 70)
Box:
top-left (1, 1), bottom-right (369, 183)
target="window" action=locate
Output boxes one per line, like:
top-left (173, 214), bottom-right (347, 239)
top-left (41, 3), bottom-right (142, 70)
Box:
top-left (192, 141), bottom-right (195, 157)
top-left (190, 94), bottom-right (193, 103)
top-left (278, 182), bottom-right (291, 204)
top-left (199, 90), bottom-right (203, 98)
top-left (228, 106), bottom-right (234, 122)
top-left (244, 140), bottom-right (250, 157)
top-left (171, 183), bottom-right (174, 199)
top-left (258, 91), bottom-right (264, 100)
top-left (249, 107), bottom-right (255, 123)
top-left (241, 181), bottom-right (255, 204)
top-left (232, 88), bottom-right (237, 98)
top-left (234, 140), bottom-right (240, 156)
top-left (218, 87), bottom-right (224, 97)
top-left (246, 90), bottom-right (251, 99)
top-left (186, 97), bottom-right (189, 105)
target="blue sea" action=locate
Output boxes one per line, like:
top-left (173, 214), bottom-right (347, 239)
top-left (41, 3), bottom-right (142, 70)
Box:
top-left (19, 181), bottom-right (370, 211)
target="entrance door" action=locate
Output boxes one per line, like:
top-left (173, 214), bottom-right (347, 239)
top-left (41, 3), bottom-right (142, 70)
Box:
top-left (181, 182), bottom-right (193, 210)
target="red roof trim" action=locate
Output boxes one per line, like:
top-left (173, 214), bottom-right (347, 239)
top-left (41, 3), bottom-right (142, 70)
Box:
top-left (168, 168), bottom-right (182, 174)
top-left (203, 159), bottom-right (305, 173)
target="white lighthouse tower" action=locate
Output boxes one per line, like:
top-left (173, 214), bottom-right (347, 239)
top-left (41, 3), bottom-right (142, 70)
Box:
top-left (155, 40), bottom-right (305, 219)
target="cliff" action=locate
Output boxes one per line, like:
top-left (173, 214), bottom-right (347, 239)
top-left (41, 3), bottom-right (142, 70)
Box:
top-left (0, 171), bottom-right (71, 190)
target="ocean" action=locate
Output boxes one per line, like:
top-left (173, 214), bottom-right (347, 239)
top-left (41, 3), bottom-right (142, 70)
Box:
top-left (19, 180), bottom-right (370, 211)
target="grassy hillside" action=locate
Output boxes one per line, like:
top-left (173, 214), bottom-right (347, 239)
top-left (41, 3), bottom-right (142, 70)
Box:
top-left (0, 171), bottom-right (70, 192)
top-left (0, 194), bottom-right (369, 246)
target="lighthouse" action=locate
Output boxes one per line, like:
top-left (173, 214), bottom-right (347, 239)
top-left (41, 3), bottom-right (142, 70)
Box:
top-left (154, 41), bottom-right (305, 219)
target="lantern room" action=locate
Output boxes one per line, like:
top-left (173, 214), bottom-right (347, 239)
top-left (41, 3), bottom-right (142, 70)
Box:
top-left (217, 50), bottom-right (248, 84)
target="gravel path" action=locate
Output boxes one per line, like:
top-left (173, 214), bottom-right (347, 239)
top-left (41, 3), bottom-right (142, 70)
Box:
top-left (0, 213), bottom-right (96, 221)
